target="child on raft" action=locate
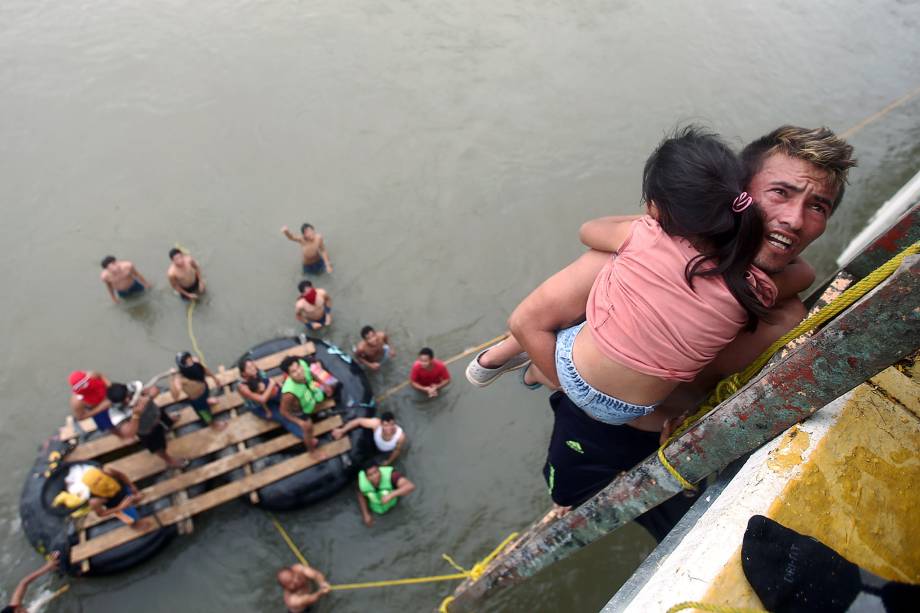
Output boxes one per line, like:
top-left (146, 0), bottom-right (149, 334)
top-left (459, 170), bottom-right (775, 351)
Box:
top-left (465, 126), bottom-right (813, 512)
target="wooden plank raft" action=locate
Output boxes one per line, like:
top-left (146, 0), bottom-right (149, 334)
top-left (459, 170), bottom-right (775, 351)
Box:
top-left (59, 342), bottom-right (315, 441)
top-left (71, 435), bottom-right (351, 565)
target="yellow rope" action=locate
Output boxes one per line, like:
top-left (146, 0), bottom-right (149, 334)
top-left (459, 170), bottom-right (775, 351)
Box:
top-left (657, 240), bottom-right (920, 490)
top-left (840, 83), bottom-right (920, 139)
top-left (186, 300), bottom-right (207, 367)
top-left (271, 516), bottom-right (310, 567)
top-left (375, 333), bottom-right (509, 402)
top-left (667, 601), bottom-right (767, 613)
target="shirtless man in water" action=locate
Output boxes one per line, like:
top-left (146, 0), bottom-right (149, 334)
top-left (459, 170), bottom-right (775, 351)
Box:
top-left (100, 255), bottom-right (150, 303)
top-left (354, 325), bottom-right (394, 371)
top-left (277, 564), bottom-right (330, 612)
top-left (281, 223), bottom-right (333, 274)
top-left (166, 248), bottom-right (206, 301)
top-left (295, 280), bottom-right (333, 330)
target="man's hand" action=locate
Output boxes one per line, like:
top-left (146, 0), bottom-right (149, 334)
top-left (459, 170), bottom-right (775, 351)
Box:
top-left (362, 512), bottom-right (374, 527)
top-left (331, 427), bottom-right (344, 440)
top-left (43, 551), bottom-right (61, 571)
top-left (367, 361), bottom-right (380, 371)
top-left (658, 411), bottom-right (691, 446)
top-left (319, 582), bottom-right (331, 596)
top-left (281, 225), bottom-right (289, 235)
top-left (426, 386), bottom-right (439, 398)
top-left (380, 492), bottom-right (396, 505)
top-left (129, 492), bottom-right (144, 504)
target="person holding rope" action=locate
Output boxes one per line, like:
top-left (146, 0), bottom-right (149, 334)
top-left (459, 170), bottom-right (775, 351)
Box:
top-left (167, 248), bottom-right (206, 301)
top-left (466, 125), bottom-right (855, 536)
top-left (277, 563), bottom-right (331, 612)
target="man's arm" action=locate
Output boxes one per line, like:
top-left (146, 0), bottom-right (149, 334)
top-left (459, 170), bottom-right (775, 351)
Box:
top-left (169, 374), bottom-right (183, 400)
top-left (69, 396), bottom-right (112, 420)
top-left (8, 552), bottom-right (60, 608)
top-left (579, 216), bottom-right (641, 252)
top-left (191, 258), bottom-right (205, 292)
top-left (168, 271), bottom-right (194, 299)
top-left (356, 483), bottom-right (373, 526)
top-left (382, 433), bottom-right (407, 466)
top-left (279, 394), bottom-right (316, 452)
top-left (281, 226), bottom-right (304, 244)
top-left (380, 475), bottom-right (415, 505)
top-left (318, 236), bottom-right (333, 273)
top-left (320, 289), bottom-right (332, 308)
top-left (770, 257), bottom-right (815, 301)
top-left (202, 365), bottom-right (221, 389)
top-left (508, 249), bottom-right (610, 388)
top-left (332, 417), bottom-right (376, 440)
top-left (103, 276), bottom-right (120, 303)
top-left (354, 344), bottom-right (379, 370)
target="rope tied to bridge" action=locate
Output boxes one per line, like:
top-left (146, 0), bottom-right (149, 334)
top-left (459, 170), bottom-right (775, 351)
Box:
top-left (657, 240), bottom-right (920, 491)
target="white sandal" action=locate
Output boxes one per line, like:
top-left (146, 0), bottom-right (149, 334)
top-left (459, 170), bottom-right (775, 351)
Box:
top-left (465, 347), bottom-right (530, 387)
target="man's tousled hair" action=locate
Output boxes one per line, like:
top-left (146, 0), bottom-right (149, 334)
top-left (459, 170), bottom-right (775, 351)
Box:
top-left (741, 125), bottom-right (857, 209)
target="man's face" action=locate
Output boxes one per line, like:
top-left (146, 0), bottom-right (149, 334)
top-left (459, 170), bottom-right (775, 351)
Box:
top-left (381, 420), bottom-right (396, 437)
top-left (363, 331), bottom-right (376, 345)
top-left (302, 227), bottom-right (315, 240)
top-left (748, 153), bottom-right (836, 274)
top-left (171, 253), bottom-right (184, 266)
top-left (418, 355), bottom-right (432, 369)
top-left (242, 361), bottom-right (257, 378)
top-left (288, 362), bottom-right (305, 382)
top-left (366, 466), bottom-right (380, 484)
top-left (105, 261), bottom-right (119, 273)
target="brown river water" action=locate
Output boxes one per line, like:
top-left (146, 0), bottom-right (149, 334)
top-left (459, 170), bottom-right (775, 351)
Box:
top-left (1, 1), bottom-right (919, 611)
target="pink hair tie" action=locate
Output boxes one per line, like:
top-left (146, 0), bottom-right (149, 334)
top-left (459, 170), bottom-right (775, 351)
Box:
top-left (732, 191), bottom-right (753, 213)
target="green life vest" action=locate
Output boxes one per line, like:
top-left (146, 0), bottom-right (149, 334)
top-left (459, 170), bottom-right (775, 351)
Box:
top-left (358, 467), bottom-right (398, 515)
top-left (281, 360), bottom-right (325, 415)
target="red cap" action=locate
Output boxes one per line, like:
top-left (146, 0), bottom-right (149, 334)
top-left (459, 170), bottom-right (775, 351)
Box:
top-left (69, 371), bottom-right (107, 406)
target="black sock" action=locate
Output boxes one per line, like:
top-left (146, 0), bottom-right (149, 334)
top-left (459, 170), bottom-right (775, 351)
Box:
top-left (741, 515), bottom-right (919, 613)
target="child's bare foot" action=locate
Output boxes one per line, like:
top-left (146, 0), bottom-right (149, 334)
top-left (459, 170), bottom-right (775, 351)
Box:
top-left (211, 420), bottom-right (227, 431)
top-left (131, 517), bottom-right (155, 531)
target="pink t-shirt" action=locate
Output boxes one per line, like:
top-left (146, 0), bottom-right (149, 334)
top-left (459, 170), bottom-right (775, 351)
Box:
top-left (585, 216), bottom-right (777, 382)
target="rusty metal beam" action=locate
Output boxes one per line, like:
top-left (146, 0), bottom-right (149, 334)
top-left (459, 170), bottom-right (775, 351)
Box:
top-left (843, 202), bottom-right (919, 279)
top-left (448, 255), bottom-right (920, 610)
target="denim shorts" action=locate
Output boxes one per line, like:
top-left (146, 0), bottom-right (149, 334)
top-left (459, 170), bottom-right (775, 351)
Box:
top-left (555, 322), bottom-right (657, 425)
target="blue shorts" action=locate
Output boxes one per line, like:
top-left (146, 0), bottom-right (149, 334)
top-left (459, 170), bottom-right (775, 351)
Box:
top-left (302, 260), bottom-right (326, 275)
top-left (252, 400), bottom-right (305, 439)
top-left (555, 322), bottom-right (657, 425)
top-left (91, 409), bottom-right (114, 432)
top-left (306, 306), bottom-right (331, 328)
top-left (116, 279), bottom-right (145, 299)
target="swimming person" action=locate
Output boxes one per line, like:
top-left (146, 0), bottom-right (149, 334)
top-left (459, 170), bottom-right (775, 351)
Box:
top-left (355, 463), bottom-right (416, 527)
top-left (294, 280), bottom-right (332, 331)
top-left (171, 352), bottom-right (227, 431)
top-left (100, 255), bottom-right (150, 303)
top-left (277, 564), bottom-right (331, 612)
top-left (466, 127), bottom-right (820, 513)
top-left (281, 223), bottom-right (333, 274)
top-left (354, 325), bottom-right (394, 371)
top-left (332, 411), bottom-right (407, 466)
top-left (2, 552), bottom-right (60, 613)
top-left (166, 248), bottom-right (206, 301)
top-left (279, 356), bottom-right (327, 458)
top-left (409, 347), bottom-right (451, 398)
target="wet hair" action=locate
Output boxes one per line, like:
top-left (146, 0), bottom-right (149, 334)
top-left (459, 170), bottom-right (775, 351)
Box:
top-left (300, 223), bottom-right (314, 234)
top-left (107, 383), bottom-right (128, 403)
top-left (419, 347), bottom-right (434, 358)
top-left (298, 280), bottom-right (313, 293)
top-left (280, 356), bottom-right (301, 375)
top-left (741, 125), bottom-right (856, 211)
top-left (380, 411), bottom-right (395, 422)
top-left (100, 255), bottom-right (116, 269)
top-left (642, 126), bottom-right (767, 329)
top-left (168, 248), bottom-right (182, 260)
top-left (360, 325), bottom-right (375, 338)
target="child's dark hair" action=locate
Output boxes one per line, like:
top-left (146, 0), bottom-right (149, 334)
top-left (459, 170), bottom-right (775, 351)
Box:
top-left (642, 126), bottom-right (768, 329)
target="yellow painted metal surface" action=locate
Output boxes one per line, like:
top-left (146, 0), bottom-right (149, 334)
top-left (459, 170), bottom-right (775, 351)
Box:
top-left (694, 364), bottom-right (920, 611)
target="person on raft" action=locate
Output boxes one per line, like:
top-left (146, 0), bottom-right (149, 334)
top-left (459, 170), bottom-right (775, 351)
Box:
top-left (281, 223), bottom-right (333, 275)
top-left (99, 254), bottom-right (151, 303)
top-left (409, 347), bottom-right (451, 398)
top-left (294, 280), bottom-right (333, 331)
top-left (353, 325), bottom-right (394, 371)
top-left (279, 356), bottom-right (327, 458)
top-left (355, 463), bottom-right (416, 527)
top-left (2, 551), bottom-right (60, 613)
top-left (170, 351), bottom-right (227, 432)
top-left (68, 370), bottom-right (116, 433)
top-left (118, 384), bottom-right (189, 469)
top-left (82, 465), bottom-right (152, 529)
top-left (464, 125), bottom-right (855, 523)
top-left (332, 411), bottom-right (407, 466)
top-left (277, 563), bottom-right (331, 612)
top-left (237, 357), bottom-right (311, 442)
top-left (166, 247), bottom-right (206, 301)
